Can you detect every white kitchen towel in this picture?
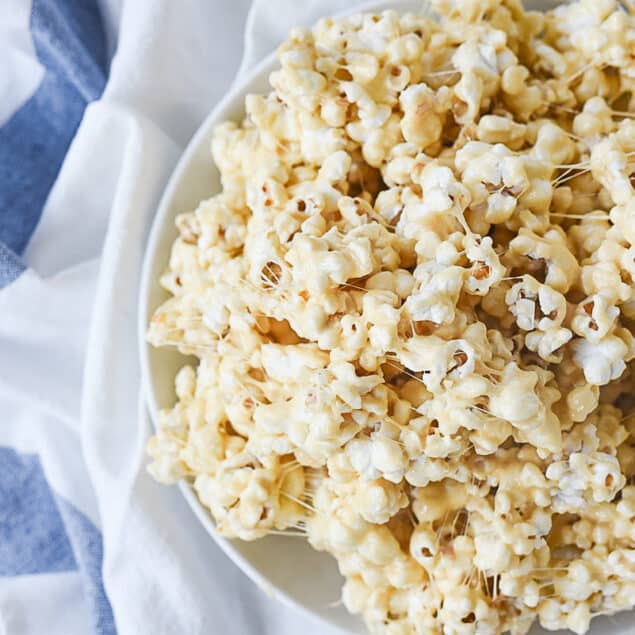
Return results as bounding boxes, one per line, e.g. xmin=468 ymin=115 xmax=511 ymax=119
xmin=0 ymin=1 xmax=361 ymax=634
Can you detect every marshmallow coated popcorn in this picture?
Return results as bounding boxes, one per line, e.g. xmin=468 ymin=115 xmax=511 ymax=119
xmin=148 ymin=1 xmax=635 ymax=634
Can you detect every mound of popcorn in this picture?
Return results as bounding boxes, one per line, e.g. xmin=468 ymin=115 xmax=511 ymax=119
xmin=146 ymin=1 xmax=635 ymax=633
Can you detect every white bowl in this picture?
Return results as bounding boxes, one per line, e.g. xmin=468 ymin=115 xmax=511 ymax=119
xmin=138 ymin=1 xmax=634 ymax=634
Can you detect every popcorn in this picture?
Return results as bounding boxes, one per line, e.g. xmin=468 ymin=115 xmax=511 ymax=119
xmin=354 ymin=479 xmax=409 ymax=524
xmin=147 ymin=3 xmax=635 ymax=634
xmin=476 ymin=114 xmax=526 ymax=147
xmin=489 ymin=363 xmax=562 ymax=454
xmin=464 ymin=235 xmax=506 ymax=295
xmin=572 ymin=336 xmax=628 ymax=386
xmin=507 ymin=228 xmax=579 ymax=294
xmin=571 ymin=294 xmax=620 ymax=343
xmin=399 ymin=84 xmax=443 ymax=150
xmin=546 ymin=451 xmax=626 ymax=510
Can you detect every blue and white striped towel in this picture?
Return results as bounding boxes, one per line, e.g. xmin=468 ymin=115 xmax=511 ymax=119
xmin=0 ymin=1 xmax=359 ymax=633
xmin=3 ymin=0 xmax=635 ymax=634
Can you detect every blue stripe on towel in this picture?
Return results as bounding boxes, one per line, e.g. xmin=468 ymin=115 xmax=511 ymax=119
xmin=56 ymin=497 xmax=117 ymax=635
xmin=0 ymin=0 xmax=108 ymax=287
xmin=0 ymin=447 xmax=117 ymax=634
xmin=0 ymin=243 xmax=26 ymax=288
xmin=0 ymin=447 xmax=77 ymax=575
